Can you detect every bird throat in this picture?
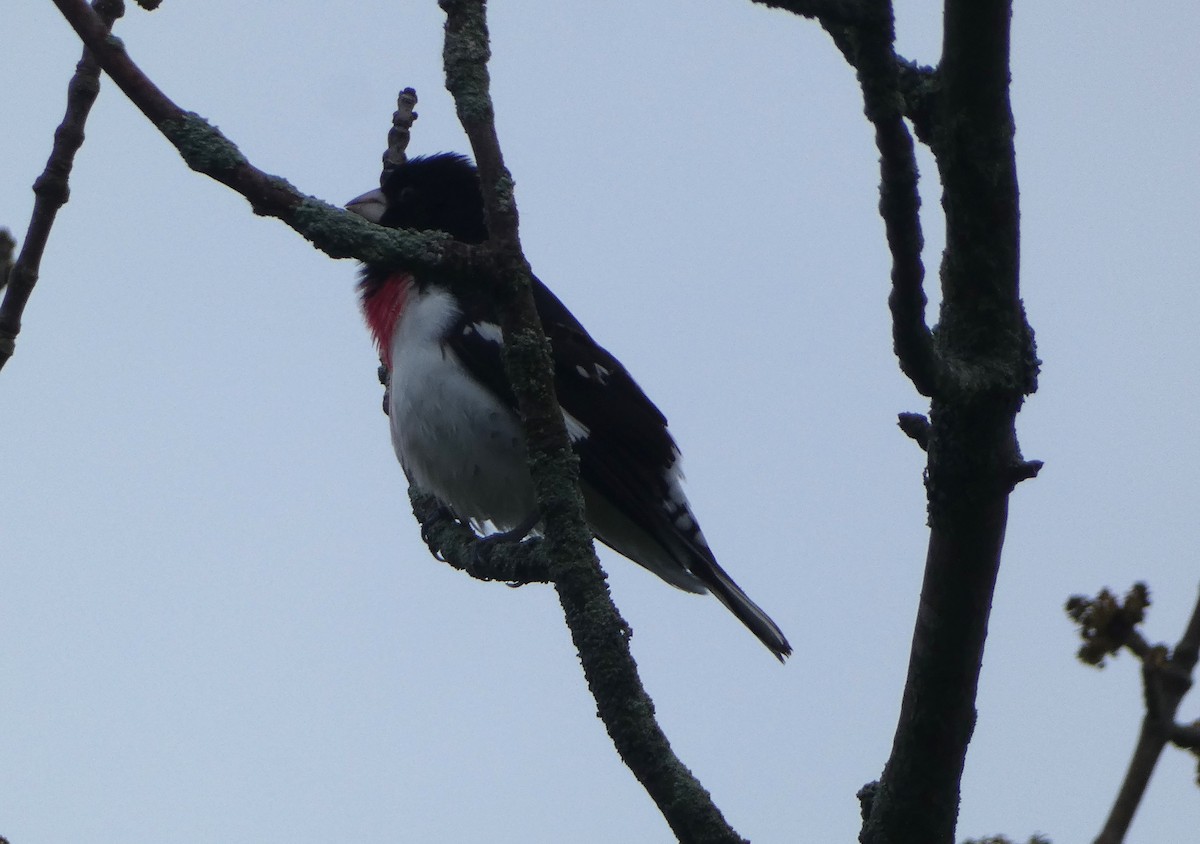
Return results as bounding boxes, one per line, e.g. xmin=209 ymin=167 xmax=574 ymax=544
xmin=360 ymin=273 xmax=413 ymax=368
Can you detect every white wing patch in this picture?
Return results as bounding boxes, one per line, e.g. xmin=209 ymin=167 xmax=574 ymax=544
xmin=661 ymin=454 xmax=711 ymax=550
xmin=563 ymin=410 xmax=590 ymax=443
xmin=571 ymin=362 xmax=612 ymax=384
xmin=465 ymin=320 xmax=504 ymax=345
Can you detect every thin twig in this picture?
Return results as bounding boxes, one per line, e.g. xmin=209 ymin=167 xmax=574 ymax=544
xmin=380 ymin=87 xmax=418 ymax=185
xmin=0 ymin=0 xmax=123 ymax=372
xmin=436 ymin=3 xmax=748 ymax=841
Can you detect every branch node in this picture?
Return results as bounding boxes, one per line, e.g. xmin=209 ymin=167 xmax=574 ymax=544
xmin=897 ymin=412 xmax=930 ymax=450
xmin=1009 ymin=459 xmax=1043 ymax=487
xmin=1065 ymin=583 xmax=1150 ymax=667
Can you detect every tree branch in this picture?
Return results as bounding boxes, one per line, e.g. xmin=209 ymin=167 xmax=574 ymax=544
xmin=45 ymin=0 xmax=484 ymax=280
xmin=895 ymin=56 xmax=939 ymax=146
xmin=409 ymin=490 xmax=550 ymax=585
xmin=1067 ymin=585 xmax=1200 ymax=844
xmin=0 ymin=0 xmax=123 ymax=372
xmin=856 ymin=0 xmax=1037 ymax=841
xmin=436 ymin=3 xmax=747 ymax=841
xmin=380 ymin=87 xmax=419 ymax=184
xmin=821 ymin=11 xmax=941 ymax=397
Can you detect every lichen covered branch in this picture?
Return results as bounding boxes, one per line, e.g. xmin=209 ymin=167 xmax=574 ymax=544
xmin=409 ymin=490 xmax=550 ymax=585
xmin=433 ymin=3 xmax=749 ymax=841
xmin=46 ymin=0 xmax=480 ymax=280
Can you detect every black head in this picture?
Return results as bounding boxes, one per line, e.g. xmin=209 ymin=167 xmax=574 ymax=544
xmin=376 ymin=152 xmax=489 ymax=244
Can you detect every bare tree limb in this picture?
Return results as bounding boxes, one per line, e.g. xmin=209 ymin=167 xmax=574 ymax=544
xmin=435 ymin=3 xmax=748 ymax=841
xmin=1067 ymin=585 xmax=1200 ymax=844
xmin=853 ymin=0 xmax=1037 ymax=841
xmin=45 ymin=0 xmax=486 ymax=281
xmin=0 ymin=0 xmax=123 ymax=372
xmin=819 ymin=12 xmax=940 ymax=397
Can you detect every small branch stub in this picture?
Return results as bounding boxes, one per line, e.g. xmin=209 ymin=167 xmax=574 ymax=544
xmin=897 ymin=412 xmax=930 ymax=450
xmin=381 ymin=87 xmax=418 ymax=186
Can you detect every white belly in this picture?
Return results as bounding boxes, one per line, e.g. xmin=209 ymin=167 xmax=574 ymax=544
xmin=387 ymin=287 xmax=536 ymax=527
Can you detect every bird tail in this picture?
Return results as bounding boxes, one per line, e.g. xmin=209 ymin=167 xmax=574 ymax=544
xmin=697 ymin=558 xmax=792 ymax=662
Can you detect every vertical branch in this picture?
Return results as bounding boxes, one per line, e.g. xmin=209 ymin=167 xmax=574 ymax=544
xmin=861 ymin=0 xmax=1032 ymax=841
xmin=761 ymin=0 xmax=1038 ymax=841
xmin=823 ymin=12 xmax=940 ymax=397
xmin=380 ymin=87 xmax=419 ymax=184
xmin=437 ymin=2 xmax=747 ymax=841
xmin=0 ymin=0 xmax=124 ymax=372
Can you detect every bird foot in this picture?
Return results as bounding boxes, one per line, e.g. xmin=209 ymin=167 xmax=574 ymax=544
xmin=471 ymin=512 xmax=541 ymax=570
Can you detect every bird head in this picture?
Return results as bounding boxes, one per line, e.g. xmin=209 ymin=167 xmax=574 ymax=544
xmin=345 ymin=152 xmax=488 ymax=244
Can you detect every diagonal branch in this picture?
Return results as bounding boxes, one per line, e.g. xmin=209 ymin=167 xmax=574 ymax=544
xmin=45 ymin=0 xmax=486 ymax=282
xmin=436 ymin=3 xmax=748 ymax=841
xmin=0 ymin=0 xmax=123 ymax=372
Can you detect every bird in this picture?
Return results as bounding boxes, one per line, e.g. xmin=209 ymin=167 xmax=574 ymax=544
xmin=345 ymin=153 xmax=791 ymax=660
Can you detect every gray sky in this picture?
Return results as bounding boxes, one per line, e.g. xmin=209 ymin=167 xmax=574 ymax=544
xmin=4 ymin=1 xmax=1199 ymax=842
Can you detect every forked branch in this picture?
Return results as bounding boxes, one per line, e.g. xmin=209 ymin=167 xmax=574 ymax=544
xmin=1068 ymin=584 xmax=1200 ymax=844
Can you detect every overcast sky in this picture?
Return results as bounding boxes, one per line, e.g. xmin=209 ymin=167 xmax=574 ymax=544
xmin=4 ymin=2 xmax=1199 ymax=842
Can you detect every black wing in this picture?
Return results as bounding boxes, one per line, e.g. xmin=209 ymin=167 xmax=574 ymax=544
xmin=444 ymin=276 xmax=685 ymax=561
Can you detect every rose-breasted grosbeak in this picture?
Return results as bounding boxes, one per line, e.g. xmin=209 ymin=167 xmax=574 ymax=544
xmin=346 ymin=153 xmax=791 ymax=660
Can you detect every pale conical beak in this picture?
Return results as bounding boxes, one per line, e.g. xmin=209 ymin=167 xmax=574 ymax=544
xmin=345 ymin=188 xmax=387 ymax=224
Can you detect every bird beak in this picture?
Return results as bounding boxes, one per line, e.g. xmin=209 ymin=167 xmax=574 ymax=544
xmin=345 ymin=188 xmax=387 ymax=224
